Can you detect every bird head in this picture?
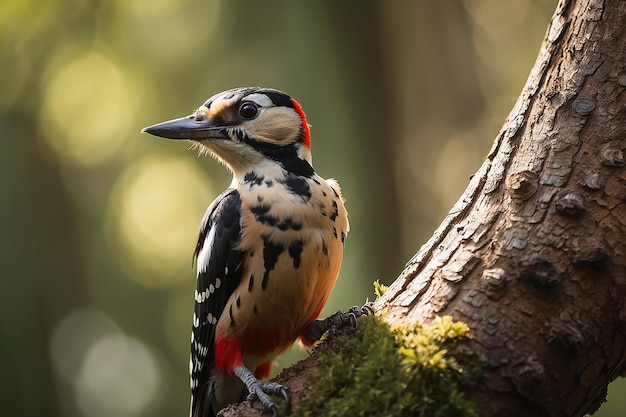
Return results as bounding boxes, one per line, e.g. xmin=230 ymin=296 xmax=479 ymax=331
xmin=142 ymin=87 xmax=313 ymax=178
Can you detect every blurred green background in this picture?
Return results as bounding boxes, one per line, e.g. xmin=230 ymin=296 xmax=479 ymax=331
xmin=2 ymin=0 xmax=624 ymax=416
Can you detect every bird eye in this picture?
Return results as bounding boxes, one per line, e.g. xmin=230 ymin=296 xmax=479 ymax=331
xmin=239 ymin=103 xmax=258 ymax=119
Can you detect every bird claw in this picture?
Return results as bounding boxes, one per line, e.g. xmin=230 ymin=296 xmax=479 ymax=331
xmin=235 ymin=366 xmax=290 ymax=416
xmin=277 ymin=386 xmax=290 ymax=404
xmin=359 ymin=301 xmax=375 ymax=316
xmin=311 ymin=302 xmax=375 ymax=341
xmin=327 ymin=310 xmax=355 ymax=337
xmin=245 ymin=380 xmax=290 ymax=415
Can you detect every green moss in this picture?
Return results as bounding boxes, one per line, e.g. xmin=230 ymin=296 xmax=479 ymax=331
xmin=290 ymin=315 xmax=477 ymax=417
xmin=373 ymin=280 xmax=389 ymax=298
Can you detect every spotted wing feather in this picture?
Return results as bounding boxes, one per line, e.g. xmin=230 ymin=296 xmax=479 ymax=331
xmin=191 ymin=188 xmax=244 ymax=417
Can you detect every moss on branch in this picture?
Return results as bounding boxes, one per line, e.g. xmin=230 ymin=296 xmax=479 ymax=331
xmin=285 ymin=313 xmax=478 ymax=417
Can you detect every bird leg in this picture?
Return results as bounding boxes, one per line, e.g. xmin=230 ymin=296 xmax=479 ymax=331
xmin=233 ymin=365 xmax=290 ymax=417
xmin=306 ymin=303 xmax=374 ymax=342
xmin=233 ymin=304 xmax=374 ymax=414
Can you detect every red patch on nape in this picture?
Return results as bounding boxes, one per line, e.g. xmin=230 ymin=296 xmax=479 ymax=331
xmin=291 ymin=98 xmax=311 ymax=149
xmin=215 ymin=337 xmax=244 ymax=375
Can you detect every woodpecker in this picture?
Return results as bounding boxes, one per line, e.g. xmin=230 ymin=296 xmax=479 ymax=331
xmin=142 ymin=87 xmax=358 ymax=417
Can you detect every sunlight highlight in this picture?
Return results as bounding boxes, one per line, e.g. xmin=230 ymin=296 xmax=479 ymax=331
xmin=108 ymin=155 xmax=212 ymax=287
xmin=39 ymin=49 xmax=139 ymax=166
xmin=115 ymin=0 xmax=221 ymax=62
xmin=75 ymin=333 xmax=161 ymax=417
xmin=50 ymin=309 xmax=163 ymax=417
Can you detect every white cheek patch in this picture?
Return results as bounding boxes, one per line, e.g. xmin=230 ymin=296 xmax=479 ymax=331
xmin=246 ymin=107 xmax=300 ymax=144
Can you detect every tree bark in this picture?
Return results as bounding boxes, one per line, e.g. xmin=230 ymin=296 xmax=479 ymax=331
xmin=379 ymin=0 xmax=626 ymax=415
xmin=223 ymin=0 xmax=626 ymax=415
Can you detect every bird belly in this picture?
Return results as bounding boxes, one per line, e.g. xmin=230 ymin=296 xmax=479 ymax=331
xmin=221 ymin=230 xmax=343 ymax=360
xmin=214 ymin=173 xmax=348 ymax=374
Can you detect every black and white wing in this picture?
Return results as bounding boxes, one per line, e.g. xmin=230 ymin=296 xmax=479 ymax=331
xmin=190 ymin=188 xmax=244 ymax=417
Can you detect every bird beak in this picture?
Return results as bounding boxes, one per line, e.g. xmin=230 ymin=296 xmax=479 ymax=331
xmin=141 ymin=111 xmax=229 ymax=140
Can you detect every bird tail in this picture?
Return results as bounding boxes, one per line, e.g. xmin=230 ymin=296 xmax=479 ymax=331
xmin=190 ymin=381 xmax=217 ymax=417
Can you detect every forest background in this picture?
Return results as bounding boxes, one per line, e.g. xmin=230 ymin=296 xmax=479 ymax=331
xmin=2 ymin=1 xmax=623 ymax=416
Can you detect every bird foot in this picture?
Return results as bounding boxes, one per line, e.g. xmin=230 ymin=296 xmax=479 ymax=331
xmin=307 ymin=302 xmax=375 ymax=342
xmin=233 ymin=366 xmax=290 ymax=416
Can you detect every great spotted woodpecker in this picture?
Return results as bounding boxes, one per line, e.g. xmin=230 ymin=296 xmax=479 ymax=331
xmin=143 ymin=87 xmax=365 ymax=416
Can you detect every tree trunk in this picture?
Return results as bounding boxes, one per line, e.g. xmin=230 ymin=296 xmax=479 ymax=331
xmin=379 ymin=0 xmax=626 ymax=415
xmin=223 ymin=0 xmax=626 ymax=415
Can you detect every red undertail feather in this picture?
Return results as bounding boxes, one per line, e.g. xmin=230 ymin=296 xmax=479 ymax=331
xmin=215 ymin=337 xmax=244 ymax=375
xmin=254 ymin=361 xmax=272 ymax=379
xmin=216 ymin=331 xmax=298 ymax=375
xmin=291 ymin=98 xmax=311 ymax=149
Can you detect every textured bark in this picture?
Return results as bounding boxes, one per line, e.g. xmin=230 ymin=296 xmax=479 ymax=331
xmin=379 ymin=0 xmax=626 ymax=415
xmin=223 ymin=0 xmax=626 ymax=415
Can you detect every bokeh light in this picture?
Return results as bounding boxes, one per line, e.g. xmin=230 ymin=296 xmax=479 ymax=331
xmin=114 ymin=0 xmax=221 ymax=64
xmin=107 ymin=154 xmax=212 ymax=287
xmin=50 ymin=309 xmax=163 ymax=417
xmin=74 ymin=333 xmax=161 ymax=417
xmin=50 ymin=309 xmax=121 ymax=384
xmin=39 ymin=48 xmax=140 ymax=166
